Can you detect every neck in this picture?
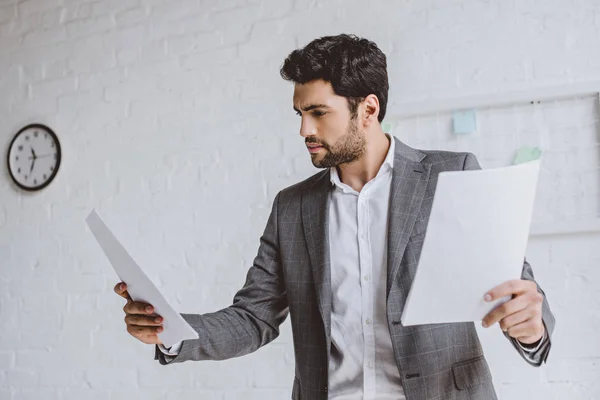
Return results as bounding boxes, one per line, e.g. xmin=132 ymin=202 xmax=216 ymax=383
xmin=336 ymin=130 xmax=391 ymax=192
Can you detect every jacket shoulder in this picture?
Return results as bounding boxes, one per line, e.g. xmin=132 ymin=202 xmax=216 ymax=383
xmin=277 ymin=169 xmax=329 ymax=203
xmin=420 ymin=149 xmax=477 ymax=171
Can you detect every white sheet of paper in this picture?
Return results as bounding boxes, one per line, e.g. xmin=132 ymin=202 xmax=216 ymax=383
xmin=86 ymin=209 xmax=199 ymax=347
xmin=401 ymin=160 xmax=540 ymax=326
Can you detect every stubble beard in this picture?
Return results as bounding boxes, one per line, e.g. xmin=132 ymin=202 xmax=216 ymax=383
xmin=310 ymin=118 xmax=366 ymax=169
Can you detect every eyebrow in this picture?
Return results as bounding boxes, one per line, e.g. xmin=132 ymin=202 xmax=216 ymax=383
xmin=293 ymin=104 xmax=330 ymax=113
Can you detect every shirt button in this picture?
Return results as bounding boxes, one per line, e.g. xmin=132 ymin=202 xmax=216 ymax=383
xmin=367 ymin=362 xmax=374 ymax=369
xmin=366 ymin=319 xmax=372 ymax=325
xmin=364 ymin=275 xmax=370 ymax=281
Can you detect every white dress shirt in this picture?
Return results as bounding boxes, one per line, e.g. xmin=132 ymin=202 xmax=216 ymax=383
xmin=326 ymin=134 xmax=404 ymax=399
xmin=158 ymin=133 xmax=544 ymax=397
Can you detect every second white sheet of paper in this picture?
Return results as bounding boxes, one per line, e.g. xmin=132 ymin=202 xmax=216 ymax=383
xmin=401 ymin=160 xmax=540 ymax=326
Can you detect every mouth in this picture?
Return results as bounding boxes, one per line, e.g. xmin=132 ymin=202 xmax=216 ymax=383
xmin=307 ymin=145 xmax=323 ymax=154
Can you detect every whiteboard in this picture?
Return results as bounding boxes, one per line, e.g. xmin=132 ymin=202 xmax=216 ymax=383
xmin=387 ymin=92 xmax=600 ymax=235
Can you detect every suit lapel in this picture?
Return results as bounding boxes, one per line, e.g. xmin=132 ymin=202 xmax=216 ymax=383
xmin=301 ymin=170 xmax=332 ymax=343
xmin=386 ymin=138 xmax=431 ymax=296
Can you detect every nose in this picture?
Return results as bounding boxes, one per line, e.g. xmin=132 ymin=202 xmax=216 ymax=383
xmin=299 ymin=117 xmax=316 ymax=138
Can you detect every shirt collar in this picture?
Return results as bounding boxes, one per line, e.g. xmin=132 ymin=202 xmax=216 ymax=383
xmin=329 ymin=133 xmax=395 ymax=187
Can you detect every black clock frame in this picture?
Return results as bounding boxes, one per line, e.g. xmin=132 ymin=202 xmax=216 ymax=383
xmin=6 ymin=123 xmax=62 ymax=192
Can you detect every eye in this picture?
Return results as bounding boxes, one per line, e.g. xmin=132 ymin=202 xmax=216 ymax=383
xmin=295 ymin=111 xmax=301 ymax=116
xmin=312 ymin=110 xmax=326 ymax=117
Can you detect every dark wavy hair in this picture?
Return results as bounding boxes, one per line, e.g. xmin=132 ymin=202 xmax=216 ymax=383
xmin=280 ymin=34 xmax=389 ymax=123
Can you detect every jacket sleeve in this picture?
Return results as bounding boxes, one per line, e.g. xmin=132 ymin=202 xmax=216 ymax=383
xmin=155 ymin=192 xmax=289 ymax=365
xmin=463 ymin=152 xmax=555 ymax=366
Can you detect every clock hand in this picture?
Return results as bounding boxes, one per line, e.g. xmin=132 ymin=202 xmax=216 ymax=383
xmin=30 ymin=158 xmax=35 ymax=174
xmin=31 ymin=153 xmax=55 ymax=159
xmin=31 ymin=147 xmax=37 ymax=159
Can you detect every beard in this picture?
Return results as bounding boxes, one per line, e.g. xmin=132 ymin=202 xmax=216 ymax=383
xmin=307 ymin=118 xmax=366 ymax=169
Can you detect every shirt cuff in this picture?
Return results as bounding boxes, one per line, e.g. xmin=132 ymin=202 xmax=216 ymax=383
xmin=157 ymin=341 xmax=183 ymax=356
xmin=517 ymin=329 xmax=546 ymax=353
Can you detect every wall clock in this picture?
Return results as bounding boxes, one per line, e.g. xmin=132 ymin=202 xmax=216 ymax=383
xmin=7 ymin=123 xmax=62 ymax=191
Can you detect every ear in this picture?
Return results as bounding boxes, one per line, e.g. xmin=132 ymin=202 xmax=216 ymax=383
xmin=362 ymin=94 xmax=380 ymax=127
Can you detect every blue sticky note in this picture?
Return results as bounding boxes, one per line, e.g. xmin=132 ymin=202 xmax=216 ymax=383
xmin=381 ymin=121 xmax=393 ymax=133
xmin=513 ymin=146 xmax=542 ymax=165
xmin=453 ymin=110 xmax=477 ymax=134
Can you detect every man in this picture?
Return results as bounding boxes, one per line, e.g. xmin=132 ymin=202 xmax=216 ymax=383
xmin=115 ymin=34 xmax=554 ymax=399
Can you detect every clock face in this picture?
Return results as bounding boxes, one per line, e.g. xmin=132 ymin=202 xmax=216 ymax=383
xmin=7 ymin=124 xmax=61 ymax=191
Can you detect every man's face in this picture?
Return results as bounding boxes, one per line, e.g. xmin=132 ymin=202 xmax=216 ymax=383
xmin=293 ymin=79 xmax=366 ymax=169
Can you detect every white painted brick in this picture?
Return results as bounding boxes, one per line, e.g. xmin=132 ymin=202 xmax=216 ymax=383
xmin=166 ymin=390 xmax=225 ymax=400
xmin=5 ymin=370 xmax=39 ymax=387
xmin=167 ymin=31 xmax=224 ymax=56
xmin=0 ymin=352 xmax=14 ymax=369
xmin=69 ymin=3 xmax=93 ymax=21
xmin=22 ymin=26 xmax=68 ymax=47
xmin=40 ymin=7 xmax=66 ymax=28
xmin=77 ymin=68 xmax=127 ymax=90
xmin=115 ymin=6 xmax=148 ymax=27
xmin=17 ymin=0 xmax=61 ymax=18
xmin=545 ymin=358 xmax=600 ymax=383
xmin=2 ymin=0 xmax=600 ymax=399
xmin=60 ymin=388 xmax=112 ymax=400
xmin=65 ymin=15 xmax=114 ymax=37
xmin=104 ymin=25 xmax=148 ymax=49
xmin=67 ymin=37 xmax=116 ymax=74
xmin=136 ymin=364 xmax=196 ymax=389
xmin=12 ymin=389 xmax=60 ymax=400
xmin=57 ymin=91 xmax=100 ymax=113
xmin=84 ymin=368 xmax=137 ymax=390
xmin=150 ymin=1 xmax=197 ymax=21
xmin=90 ymin=0 xmax=139 ymax=17
xmin=166 ymin=33 xmax=200 ymax=56
xmin=127 ymin=58 xmax=179 ymax=79
xmin=208 ymin=6 xmax=266 ymax=41
xmin=39 ymin=368 xmax=87 ymax=388
xmin=116 ymin=47 xmax=141 ymax=66
xmin=43 ymin=58 xmax=68 ymax=80
xmin=111 ymin=388 xmax=169 ymax=400
xmin=180 ymin=47 xmax=237 ymax=71
xmin=178 ymin=13 xmax=212 ymax=34
xmin=223 ymin=390 xmax=290 ymax=400
xmin=29 ymin=76 xmax=77 ymax=99
xmin=15 ymin=349 xmax=54 ymax=369
xmin=140 ymin=40 xmax=167 ymax=62
xmin=0 ymin=5 xmax=17 ymax=24
xmin=56 ymin=274 xmax=107 ymax=294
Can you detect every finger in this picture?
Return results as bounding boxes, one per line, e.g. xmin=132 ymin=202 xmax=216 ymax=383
xmin=114 ymin=282 xmax=131 ymax=300
xmin=125 ymin=314 xmax=163 ymax=326
xmin=485 ymin=279 xmax=535 ymax=302
xmin=482 ymin=295 xmax=529 ymax=328
xmin=499 ymin=308 xmax=532 ymax=332
xmin=506 ymin=318 xmax=537 ymax=339
xmin=141 ymin=332 xmax=164 ymax=345
xmin=127 ymin=324 xmax=163 ymax=338
xmin=123 ymin=301 xmax=155 ymax=315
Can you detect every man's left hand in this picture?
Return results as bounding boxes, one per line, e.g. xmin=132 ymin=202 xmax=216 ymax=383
xmin=482 ymin=279 xmax=545 ymax=345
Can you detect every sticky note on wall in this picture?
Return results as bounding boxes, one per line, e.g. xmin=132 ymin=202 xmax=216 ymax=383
xmin=453 ymin=110 xmax=477 ymax=134
xmin=381 ymin=121 xmax=393 ymax=133
xmin=513 ymin=146 xmax=542 ymax=165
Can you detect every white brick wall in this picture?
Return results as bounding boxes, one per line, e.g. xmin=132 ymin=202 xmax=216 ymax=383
xmin=1 ymin=0 xmax=599 ymax=398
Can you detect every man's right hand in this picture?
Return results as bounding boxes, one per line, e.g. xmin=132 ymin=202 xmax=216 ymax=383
xmin=114 ymin=282 xmax=164 ymax=345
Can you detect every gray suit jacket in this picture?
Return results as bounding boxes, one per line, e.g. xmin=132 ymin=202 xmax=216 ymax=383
xmin=155 ymin=137 xmax=555 ymax=400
